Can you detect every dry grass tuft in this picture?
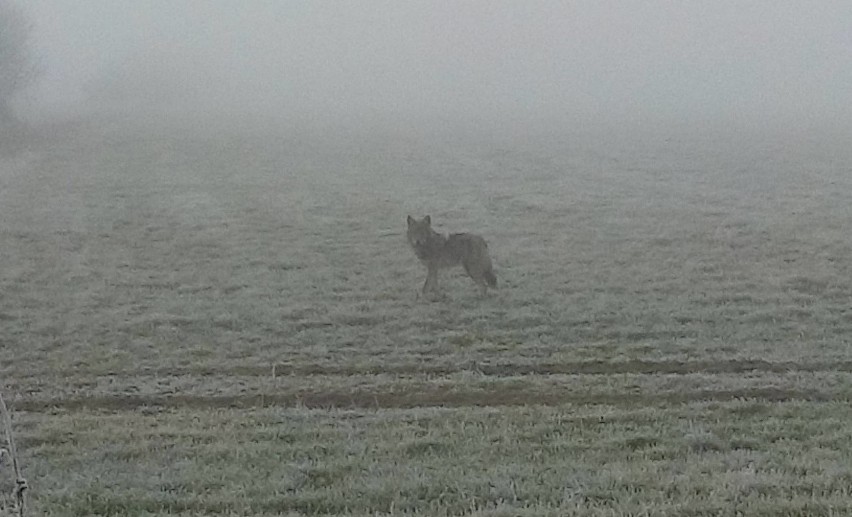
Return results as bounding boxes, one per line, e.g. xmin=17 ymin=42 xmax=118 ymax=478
xmin=0 ymin=391 xmax=27 ymax=517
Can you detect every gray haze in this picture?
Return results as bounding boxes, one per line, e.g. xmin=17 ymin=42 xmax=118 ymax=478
xmin=19 ymin=1 xmax=852 ymax=132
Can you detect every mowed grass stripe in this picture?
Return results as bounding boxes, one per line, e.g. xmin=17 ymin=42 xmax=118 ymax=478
xmin=9 ymin=358 xmax=852 ymax=380
xmin=11 ymin=386 xmax=846 ymax=412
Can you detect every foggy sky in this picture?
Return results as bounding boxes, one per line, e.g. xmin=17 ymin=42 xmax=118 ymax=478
xmin=20 ymin=1 xmax=852 ymax=131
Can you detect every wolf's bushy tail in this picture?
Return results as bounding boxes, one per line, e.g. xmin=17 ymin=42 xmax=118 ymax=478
xmin=483 ymin=269 xmax=497 ymax=288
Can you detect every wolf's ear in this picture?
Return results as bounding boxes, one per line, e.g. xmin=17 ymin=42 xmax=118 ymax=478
xmin=407 ymin=215 xmax=414 ymax=227
xmin=424 ymin=215 xmax=431 ymax=225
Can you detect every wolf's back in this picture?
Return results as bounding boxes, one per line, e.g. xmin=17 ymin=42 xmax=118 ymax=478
xmin=447 ymin=233 xmax=485 ymax=259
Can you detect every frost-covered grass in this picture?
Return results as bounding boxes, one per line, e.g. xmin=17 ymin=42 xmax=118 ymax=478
xmin=2 ymin=120 xmax=851 ymax=515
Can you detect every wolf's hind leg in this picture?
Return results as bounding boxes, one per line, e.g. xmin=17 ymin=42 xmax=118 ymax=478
xmin=463 ymin=261 xmax=490 ymax=297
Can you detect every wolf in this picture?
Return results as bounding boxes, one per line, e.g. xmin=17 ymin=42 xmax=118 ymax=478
xmin=406 ymin=215 xmax=497 ymax=297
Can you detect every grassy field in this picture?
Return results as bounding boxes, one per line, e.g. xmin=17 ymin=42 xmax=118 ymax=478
xmin=2 ymin=120 xmax=852 ymax=515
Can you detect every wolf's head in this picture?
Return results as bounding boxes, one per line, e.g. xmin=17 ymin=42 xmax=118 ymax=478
xmin=406 ymin=215 xmax=433 ymax=250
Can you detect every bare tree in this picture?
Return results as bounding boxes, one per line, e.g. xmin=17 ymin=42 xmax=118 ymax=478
xmin=0 ymin=0 xmax=37 ymax=131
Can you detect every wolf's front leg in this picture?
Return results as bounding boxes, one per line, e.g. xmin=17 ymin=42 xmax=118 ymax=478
xmin=423 ymin=266 xmax=439 ymax=294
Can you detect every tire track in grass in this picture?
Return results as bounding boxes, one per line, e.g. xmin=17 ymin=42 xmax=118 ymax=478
xmin=10 ymin=359 xmax=852 ymax=380
xmin=10 ymin=386 xmax=847 ymax=413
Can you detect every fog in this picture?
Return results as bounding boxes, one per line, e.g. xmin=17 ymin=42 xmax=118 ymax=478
xmin=19 ymin=1 xmax=852 ymax=133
